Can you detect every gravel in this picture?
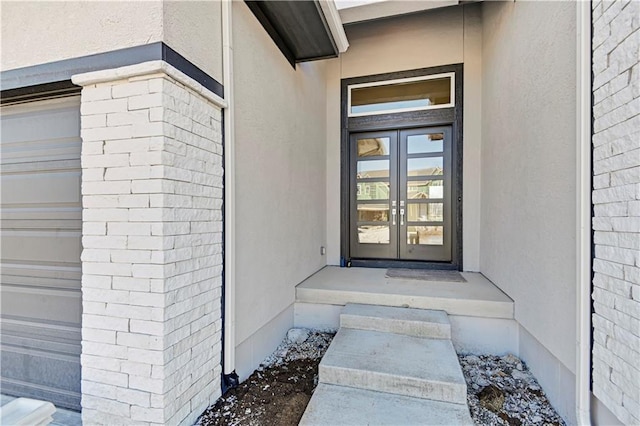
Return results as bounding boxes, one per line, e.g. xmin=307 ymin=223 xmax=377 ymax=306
xmin=262 ymin=328 xmax=336 ymax=367
xmin=459 ymin=353 xmax=566 ymax=426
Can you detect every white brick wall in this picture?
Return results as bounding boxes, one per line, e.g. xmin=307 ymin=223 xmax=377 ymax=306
xmin=592 ymin=1 xmax=640 ymax=424
xmin=76 ymin=64 xmax=223 ymax=425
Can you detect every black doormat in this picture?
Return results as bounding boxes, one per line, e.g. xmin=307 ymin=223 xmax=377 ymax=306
xmin=385 ymin=268 xmax=467 ymax=282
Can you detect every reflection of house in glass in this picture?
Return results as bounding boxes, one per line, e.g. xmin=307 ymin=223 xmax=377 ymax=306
xmin=408 ymin=179 xmax=444 ymax=199
xmin=357 ymin=204 xmax=389 ymax=222
xmin=357 ymin=182 xmax=390 ymax=200
xmin=356 ymin=163 xmax=389 ymax=179
xmin=357 ymin=138 xmax=389 ymax=157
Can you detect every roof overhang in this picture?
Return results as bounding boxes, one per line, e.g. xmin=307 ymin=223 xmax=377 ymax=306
xmin=336 ymin=0 xmax=474 ymax=24
xmin=245 ymin=1 xmax=349 ymax=67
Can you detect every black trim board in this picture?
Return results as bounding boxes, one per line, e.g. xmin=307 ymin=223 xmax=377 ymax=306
xmin=340 ymin=64 xmax=464 ymax=270
xmin=1 ymin=42 xmax=223 ymax=99
xmin=0 ymin=81 xmax=80 ymax=105
xmin=350 ymin=259 xmax=459 ymax=270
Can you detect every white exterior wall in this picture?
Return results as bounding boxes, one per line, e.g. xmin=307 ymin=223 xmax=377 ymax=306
xmin=1 ymin=2 xmax=163 ymax=70
xmin=591 ymin=1 xmax=640 ymax=424
xmin=232 ymin=2 xmax=328 ymax=379
xmin=0 ymin=1 xmax=223 ymax=83
xmin=325 ymin=4 xmax=483 ymax=271
xmin=74 ymin=62 xmax=223 ymax=425
xmin=480 ymin=1 xmax=577 ymax=423
xmin=163 ymin=1 xmax=223 ymax=83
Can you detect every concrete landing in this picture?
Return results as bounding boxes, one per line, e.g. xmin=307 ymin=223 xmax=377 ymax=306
xmin=296 ymin=267 xmax=514 ymax=318
xmin=319 ymin=327 xmax=467 ymax=403
xmin=300 ymin=384 xmax=473 ymax=426
xmin=341 ymin=303 xmax=451 ymax=339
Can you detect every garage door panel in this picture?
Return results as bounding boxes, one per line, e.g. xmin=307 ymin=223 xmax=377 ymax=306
xmin=1 ymin=351 xmax=80 ymax=408
xmin=2 ymin=334 xmax=81 ymax=356
xmin=1 ymin=219 xmax=80 ymax=231
xmin=0 ymin=102 xmax=80 ymax=145
xmin=2 ymin=319 xmax=81 ymax=345
xmin=1 ymin=285 xmax=81 ymax=325
xmin=2 ymin=207 xmax=81 ymax=222
xmin=1 ymin=142 xmax=81 ymax=166
xmin=1 ymin=231 xmax=81 ymax=264
xmin=0 ymin=96 xmax=82 ymax=411
xmin=1 ymin=266 xmax=80 ymax=290
xmin=1 ymin=172 xmax=81 ymax=205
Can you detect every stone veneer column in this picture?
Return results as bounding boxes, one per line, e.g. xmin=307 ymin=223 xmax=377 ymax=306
xmin=591 ymin=1 xmax=640 ymax=424
xmin=72 ymin=61 xmax=224 ymax=425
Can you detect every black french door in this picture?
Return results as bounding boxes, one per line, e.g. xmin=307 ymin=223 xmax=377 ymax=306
xmin=349 ymin=126 xmax=453 ymax=262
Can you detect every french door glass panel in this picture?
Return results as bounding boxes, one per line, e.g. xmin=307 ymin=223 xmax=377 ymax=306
xmin=350 ymin=127 xmax=452 ymax=262
xmin=350 ymin=131 xmax=398 ymax=259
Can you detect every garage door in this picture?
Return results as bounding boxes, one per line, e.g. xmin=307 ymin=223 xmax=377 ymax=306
xmin=1 ymin=95 xmax=82 ymax=410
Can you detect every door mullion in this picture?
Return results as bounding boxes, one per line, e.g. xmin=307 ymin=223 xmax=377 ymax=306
xmin=390 ymin=131 xmax=399 ymax=259
xmin=398 ymin=130 xmax=407 ymax=259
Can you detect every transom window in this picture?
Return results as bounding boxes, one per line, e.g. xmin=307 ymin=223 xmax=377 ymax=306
xmin=348 ymin=73 xmax=454 ymax=117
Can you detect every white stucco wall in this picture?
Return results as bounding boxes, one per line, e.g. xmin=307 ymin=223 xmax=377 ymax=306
xmin=0 ymin=1 xmax=223 ymax=83
xmin=232 ymin=2 xmax=327 ymax=378
xmin=480 ymin=1 xmax=577 ymax=421
xmin=325 ymin=4 xmax=483 ymax=271
xmin=0 ymin=1 xmax=163 ymax=70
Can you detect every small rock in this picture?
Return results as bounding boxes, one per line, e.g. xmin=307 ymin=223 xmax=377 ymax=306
xmin=287 ymin=328 xmax=310 ymax=344
xmin=512 ymin=370 xmax=528 ymax=381
xmin=465 ymin=355 xmax=481 ymax=364
xmin=504 ymin=354 xmax=520 ymax=364
xmin=477 ymin=377 xmax=490 ymax=387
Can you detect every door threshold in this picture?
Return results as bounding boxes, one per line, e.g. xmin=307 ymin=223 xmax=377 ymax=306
xmin=348 ymin=259 xmax=459 ymax=271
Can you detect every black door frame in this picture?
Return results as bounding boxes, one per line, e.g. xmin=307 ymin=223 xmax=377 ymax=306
xmin=340 ymin=64 xmax=464 ymax=270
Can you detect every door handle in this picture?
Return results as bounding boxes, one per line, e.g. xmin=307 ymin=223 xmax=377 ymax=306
xmin=392 ymin=208 xmax=397 ymax=225
xmin=400 ymin=208 xmax=405 ymax=226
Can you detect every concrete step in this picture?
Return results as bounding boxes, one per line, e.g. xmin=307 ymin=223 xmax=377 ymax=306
xmin=300 ymin=383 xmax=473 ymax=426
xmin=0 ymin=398 xmax=56 ymax=426
xmin=319 ymin=328 xmax=467 ymax=404
xmin=341 ymin=303 xmax=451 ymax=339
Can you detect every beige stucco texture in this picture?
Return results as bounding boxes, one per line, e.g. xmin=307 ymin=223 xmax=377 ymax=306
xmin=232 ymin=1 xmax=328 ymax=375
xmin=0 ymin=1 xmax=223 ymax=83
xmin=481 ymin=0 xmax=577 ymax=377
xmin=325 ymin=4 xmax=483 ymax=271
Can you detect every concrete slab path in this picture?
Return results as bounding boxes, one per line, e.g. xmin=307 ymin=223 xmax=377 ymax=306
xmin=300 ymin=303 xmax=473 ymax=425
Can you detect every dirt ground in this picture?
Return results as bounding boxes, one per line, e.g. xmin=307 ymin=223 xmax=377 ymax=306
xmin=197 ymin=358 xmax=319 ymax=426
xmin=197 ymin=330 xmax=334 ymax=426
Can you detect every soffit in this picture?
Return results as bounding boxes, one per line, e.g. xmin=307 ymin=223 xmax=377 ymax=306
xmin=337 ymin=0 xmax=482 ymax=25
xmin=245 ymin=1 xmax=348 ymax=67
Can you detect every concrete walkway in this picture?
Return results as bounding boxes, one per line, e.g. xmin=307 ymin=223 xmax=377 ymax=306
xmin=300 ymin=304 xmax=473 ymax=425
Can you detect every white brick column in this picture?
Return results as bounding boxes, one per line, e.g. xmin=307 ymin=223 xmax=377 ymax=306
xmin=591 ymin=1 xmax=640 ymax=424
xmin=72 ymin=61 xmax=225 ymax=425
